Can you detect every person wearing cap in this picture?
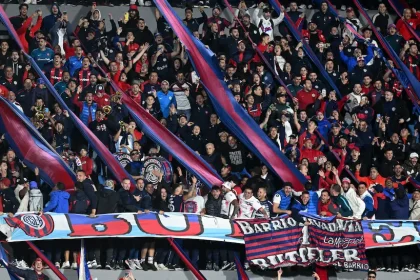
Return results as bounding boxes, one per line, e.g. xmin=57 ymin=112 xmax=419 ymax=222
xmin=385 ymin=23 xmax=403 ymax=54
xmin=345 ymin=7 xmax=362 ymax=31
xmin=252 ymin=2 xmax=284 ymax=41
xmin=184 ymin=6 xmax=207 ymax=33
xmin=5 ymin=257 xmax=50 ymax=280
xmin=14 ymin=177 xmax=30 ymax=212
xmin=220 ymin=181 xmax=239 ymax=219
xmin=30 ymin=37 xmax=54 ymax=69
xmin=340 ymin=177 xmax=365 ymax=219
xmin=403 ymin=152 xmax=420 ymax=177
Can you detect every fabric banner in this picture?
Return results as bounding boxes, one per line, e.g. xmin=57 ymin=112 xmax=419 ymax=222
xmin=154 ymin=0 xmax=307 ymax=191
xmin=0 ymin=97 xmax=76 ymax=190
xmin=236 ymin=216 xmax=368 ymax=270
xmin=362 ymin=220 xmax=420 ymax=249
xmin=0 ymin=7 xmax=136 ymax=189
xmin=2 ymin=212 xmax=243 ymax=243
xmin=122 ymin=94 xmax=223 ymax=189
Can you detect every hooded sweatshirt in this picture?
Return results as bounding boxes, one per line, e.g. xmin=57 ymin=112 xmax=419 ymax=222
xmin=14 ymin=184 xmax=29 ymax=212
xmin=41 ymin=4 xmax=62 ymax=34
xmin=29 ymin=188 xmax=43 ymax=212
xmin=43 ymin=190 xmax=70 ymax=213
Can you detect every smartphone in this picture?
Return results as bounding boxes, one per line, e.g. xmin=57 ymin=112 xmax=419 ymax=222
xmin=377 ymin=114 xmax=381 ymax=119
xmin=124 ymin=12 xmax=129 ymax=22
xmin=63 ymin=11 xmax=67 ymax=15
xmin=44 ymin=108 xmax=49 ymax=113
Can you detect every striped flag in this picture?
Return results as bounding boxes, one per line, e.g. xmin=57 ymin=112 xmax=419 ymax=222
xmin=167 ymin=238 xmax=206 ymax=280
xmin=240 ymin=218 xmax=302 ymax=264
xmin=234 ymin=253 xmax=249 ymax=280
xmin=77 ymin=239 xmax=92 ymax=280
xmin=154 ymin=0 xmax=308 ymax=191
xmin=0 ymin=243 xmax=20 ymax=280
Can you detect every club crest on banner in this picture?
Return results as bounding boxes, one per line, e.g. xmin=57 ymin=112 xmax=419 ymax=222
xmin=142 ymin=157 xmax=173 ymax=184
xmin=5 ymin=214 xmax=54 ymax=238
xmin=114 ymin=152 xmax=132 ymax=168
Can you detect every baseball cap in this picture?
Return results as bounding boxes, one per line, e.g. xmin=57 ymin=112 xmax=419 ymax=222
xmin=346 ymin=7 xmax=353 ymax=12
xmin=332 ymin=123 xmax=341 ymax=128
xmin=237 ymin=40 xmax=245 ymax=46
xmin=154 ymin=32 xmax=162 ymax=38
xmin=129 ymin=4 xmax=138 ymax=11
xmin=342 ymin=177 xmax=351 ymax=184
xmin=37 ymin=78 xmax=46 ymax=85
xmin=289 ymin=134 xmax=297 ymax=139
xmin=352 ymin=146 xmax=360 ymax=152
xmin=263 ymin=7 xmax=271 ymax=13
xmin=29 ymin=181 xmax=38 ymax=189
xmin=410 ymin=152 xmax=419 ymax=159
xmin=222 ymin=181 xmax=234 ymax=190
xmin=178 ymin=114 xmax=187 ymax=120
xmin=18 ymin=177 xmax=28 ymax=184
xmin=388 ymin=24 xmax=396 ymax=30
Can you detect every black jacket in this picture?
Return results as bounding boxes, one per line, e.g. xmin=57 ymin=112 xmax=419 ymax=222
xmin=205 ymin=194 xmax=222 ymax=217
xmin=96 ymin=186 xmax=120 ymax=214
xmin=9 ymin=265 xmax=49 ymax=280
xmin=1 ymin=187 xmax=19 ymax=214
xmin=80 ymin=179 xmax=98 ymax=212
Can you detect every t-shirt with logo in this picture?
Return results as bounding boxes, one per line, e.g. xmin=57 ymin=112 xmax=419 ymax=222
xmin=183 ymin=195 xmax=205 ymax=214
xmin=221 ymin=191 xmax=237 ymax=218
xmin=237 ymin=193 xmax=263 ymax=219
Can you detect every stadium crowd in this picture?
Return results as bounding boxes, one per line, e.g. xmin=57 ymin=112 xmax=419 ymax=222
xmin=0 ymin=0 xmax=419 ymax=277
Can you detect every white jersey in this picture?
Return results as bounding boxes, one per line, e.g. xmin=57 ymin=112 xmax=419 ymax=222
xmin=221 ymin=191 xmax=237 ymax=218
xmin=252 ymin=8 xmax=284 ymax=41
xmin=237 ymin=193 xmax=263 ymax=219
xmin=183 ymin=196 xmax=205 ymax=214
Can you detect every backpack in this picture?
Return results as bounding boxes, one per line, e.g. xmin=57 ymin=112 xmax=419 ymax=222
xmin=70 ymin=191 xmax=90 ymax=214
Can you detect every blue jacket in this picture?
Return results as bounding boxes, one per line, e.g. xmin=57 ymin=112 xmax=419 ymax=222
xmin=157 ymin=90 xmax=176 ymax=118
xmin=360 ymin=192 xmax=375 ymax=218
xmin=339 ymin=45 xmax=374 ymax=72
xmin=65 ymin=56 xmax=84 ymax=76
xmin=43 ymin=190 xmax=70 ymax=213
xmin=41 ymin=3 xmax=61 ymax=33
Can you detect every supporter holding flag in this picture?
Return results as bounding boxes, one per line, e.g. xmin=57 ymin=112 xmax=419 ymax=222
xmin=3 ymin=257 xmax=49 ymax=280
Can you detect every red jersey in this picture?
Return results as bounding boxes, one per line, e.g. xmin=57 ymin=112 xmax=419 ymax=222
xmin=300 ymin=148 xmax=324 ymax=163
xmin=296 ymin=88 xmax=319 ymax=110
xmin=93 ymin=94 xmax=111 ymax=109
xmin=79 ymin=156 xmax=93 ymax=176
xmin=396 ymin=14 xmax=420 ymax=41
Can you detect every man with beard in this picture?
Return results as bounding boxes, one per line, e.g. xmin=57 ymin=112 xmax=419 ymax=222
xmin=171 ymin=72 xmax=192 ymax=120
xmin=16 ymin=78 xmax=35 ymax=116
xmin=239 ymin=14 xmax=260 ymax=45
